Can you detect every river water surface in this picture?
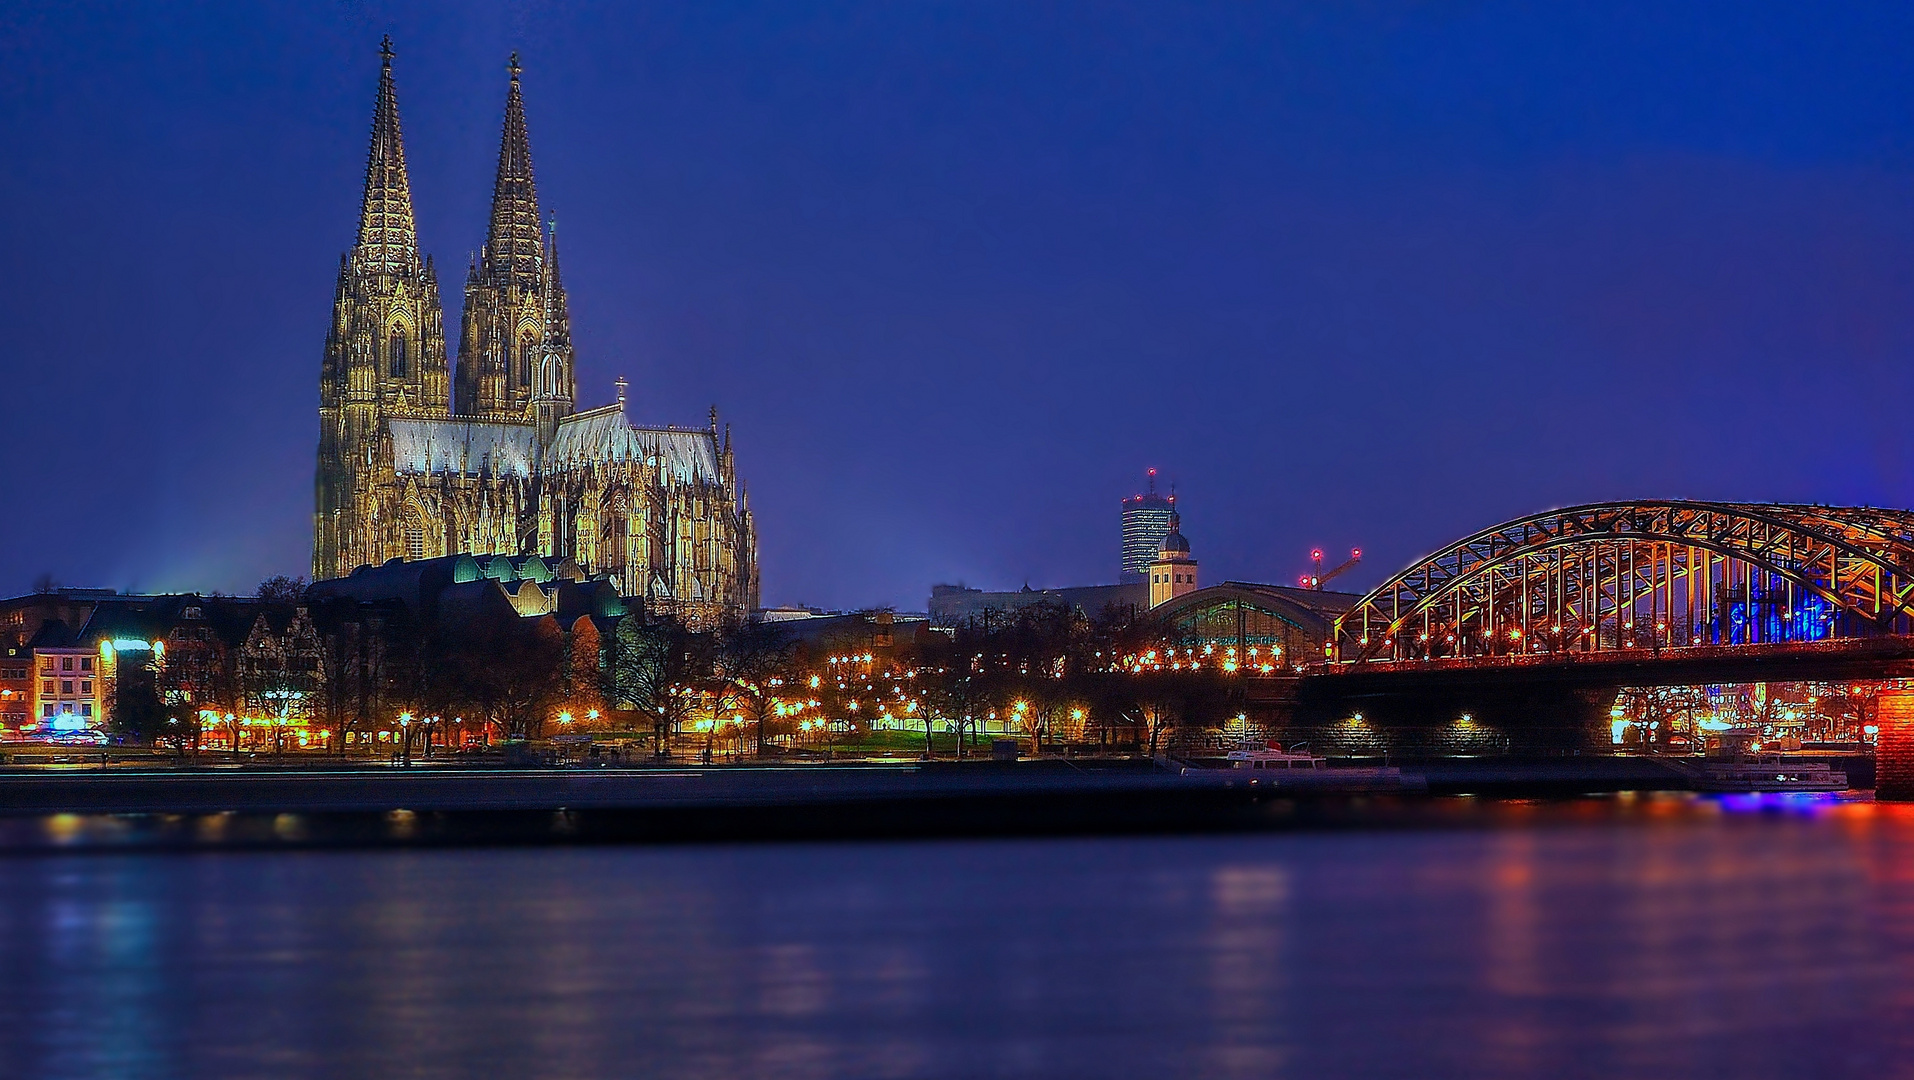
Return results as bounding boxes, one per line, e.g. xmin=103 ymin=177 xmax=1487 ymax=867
xmin=4 ymin=796 xmax=1914 ymax=1078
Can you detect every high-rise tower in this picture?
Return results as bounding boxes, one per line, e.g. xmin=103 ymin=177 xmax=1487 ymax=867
xmin=1121 ymin=470 xmax=1176 ymax=584
xmin=315 ymin=37 xmax=449 ymax=580
xmin=455 ymin=54 xmax=573 ymax=424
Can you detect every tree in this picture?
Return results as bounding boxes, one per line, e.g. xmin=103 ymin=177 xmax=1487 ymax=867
xmin=312 ymin=604 xmax=405 ymax=756
xmin=711 ymin=619 xmax=795 ymax=758
xmin=256 ymin=575 xmax=308 ymax=604
xmin=914 ymin=633 xmax=987 ymax=758
xmin=1111 ymin=671 xmax=1241 ymax=758
xmin=156 ymin=626 xmax=238 ymax=758
xmin=109 ymin=649 xmax=169 ymax=745
xmin=430 ymin=615 xmax=569 ymax=743
xmin=608 ymin=617 xmax=712 ymax=759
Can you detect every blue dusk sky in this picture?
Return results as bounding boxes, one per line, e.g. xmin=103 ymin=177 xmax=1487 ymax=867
xmin=4 ymin=2 xmax=1914 ymax=608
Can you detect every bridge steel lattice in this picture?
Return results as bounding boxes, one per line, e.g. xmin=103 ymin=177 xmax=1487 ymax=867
xmin=1331 ymin=502 xmax=1914 ymax=666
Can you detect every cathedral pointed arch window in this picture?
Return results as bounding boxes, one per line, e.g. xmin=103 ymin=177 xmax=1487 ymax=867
xmin=403 ymin=506 xmax=426 ymax=561
xmin=607 ymin=499 xmax=629 ymax=573
xmin=519 ymin=334 xmax=535 ymax=387
xmin=389 ymin=328 xmax=408 ymax=378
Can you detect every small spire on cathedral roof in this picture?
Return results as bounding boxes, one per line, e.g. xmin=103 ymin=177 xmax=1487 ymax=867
xmin=381 ymin=35 xmax=394 ymax=66
xmin=615 ymin=376 xmax=628 ymax=405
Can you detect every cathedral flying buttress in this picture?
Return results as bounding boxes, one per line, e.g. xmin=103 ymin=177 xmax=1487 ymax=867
xmin=314 ymin=41 xmax=758 ymax=627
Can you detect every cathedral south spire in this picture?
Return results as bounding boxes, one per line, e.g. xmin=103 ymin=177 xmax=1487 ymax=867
xmin=316 ymin=38 xmax=451 ymax=581
xmin=355 ymin=36 xmax=419 ymax=279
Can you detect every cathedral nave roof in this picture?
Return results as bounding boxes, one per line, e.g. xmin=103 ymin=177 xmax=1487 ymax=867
xmin=389 ymin=418 xmax=537 ymax=478
xmin=546 ymin=404 xmax=720 ymax=483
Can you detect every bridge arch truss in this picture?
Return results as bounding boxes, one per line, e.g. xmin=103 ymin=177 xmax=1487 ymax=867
xmin=1332 ymin=501 xmax=1914 ymax=665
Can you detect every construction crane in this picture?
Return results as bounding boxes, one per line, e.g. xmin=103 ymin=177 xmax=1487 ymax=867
xmin=1299 ymin=547 xmax=1362 ymax=590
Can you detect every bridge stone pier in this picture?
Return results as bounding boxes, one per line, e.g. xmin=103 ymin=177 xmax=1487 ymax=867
xmin=1877 ymin=683 xmax=1914 ymax=800
xmin=1289 ymin=671 xmax=1615 ymax=755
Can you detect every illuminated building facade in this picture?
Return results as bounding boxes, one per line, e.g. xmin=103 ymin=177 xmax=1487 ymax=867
xmin=30 ymin=642 xmax=99 ymax=730
xmin=0 ymin=646 xmax=27 ymax=730
xmin=1121 ymin=470 xmax=1175 ymax=583
xmin=314 ymin=43 xmax=758 ymax=628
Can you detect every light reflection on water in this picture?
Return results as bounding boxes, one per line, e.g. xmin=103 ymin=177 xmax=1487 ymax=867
xmin=3 ymin=799 xmax=1914 ymax=1078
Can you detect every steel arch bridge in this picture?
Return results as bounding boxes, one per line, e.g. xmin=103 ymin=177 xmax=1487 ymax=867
xmin=1330 ymin=501 xmax=1914 ymax=666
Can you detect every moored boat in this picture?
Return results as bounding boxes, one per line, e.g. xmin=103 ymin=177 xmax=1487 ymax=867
xmin=1689 ymin=753 xmax=1848 ymax=793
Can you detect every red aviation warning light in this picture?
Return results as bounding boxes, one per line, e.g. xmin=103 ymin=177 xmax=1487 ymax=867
xmin=1302 ymin=547 xmax=1363 ymax=591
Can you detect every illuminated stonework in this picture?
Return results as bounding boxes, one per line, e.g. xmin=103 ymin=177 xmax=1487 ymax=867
xmin=314 ymin=43 xmax=758 ymax=627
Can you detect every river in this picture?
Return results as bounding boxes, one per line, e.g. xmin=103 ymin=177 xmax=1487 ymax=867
xmin=2 ymin=795 xmax=1911 ymax=1078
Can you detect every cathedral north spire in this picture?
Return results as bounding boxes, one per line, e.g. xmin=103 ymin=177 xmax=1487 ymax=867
xmin=458 ymin=54 xmax=567 ymax=420
xmin=484 ymin=52 xmax=542 ymax=287
xmin=354 ymin=35 xmax=419 ymax=278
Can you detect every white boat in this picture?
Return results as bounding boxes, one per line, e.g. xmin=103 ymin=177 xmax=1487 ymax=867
xmin=1690 ymin=753 xmax=1848 ymax=793
xmin=1227 ymin=745 xmax=1328 ymax=771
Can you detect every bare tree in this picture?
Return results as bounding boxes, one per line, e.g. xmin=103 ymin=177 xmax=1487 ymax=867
xmin=256 ymin=575 xmax=307 ymax=604
xmin=711 ymin=619 xmax=795 ymax=758
xmin=609 ymin=617 xmax=712 ymax=760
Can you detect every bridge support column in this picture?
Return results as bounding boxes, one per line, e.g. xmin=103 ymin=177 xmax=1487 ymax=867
xmin=1876 ymin=682 xmax=1914 ymax=801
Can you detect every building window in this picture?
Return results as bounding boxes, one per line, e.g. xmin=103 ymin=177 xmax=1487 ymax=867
xmin=81 ymin=704 xmax=91 ymax=718
xmin=40 ymin=658 xmax=52 ymax=672
xmin=520 ymin=336 xmax=535 ymax=386
xmin=80 ymin=681 xmax=91 ymax=694
xmin=42 ymin=704 xmax=53 ymax=718
xmin=42 ymin=680 xmax=53 ymax=695
xmin=390 ymin=330 xmax=408 ymax=377
xmin=61 ymin=681 xmax=72 ymax=695
xmin=80 ymin=657 xmax=92 ymax=672
xmin=61 ymin=657 xmax=73 ymax=672
xmin=405 ymin=527 xmax=425 ymax=560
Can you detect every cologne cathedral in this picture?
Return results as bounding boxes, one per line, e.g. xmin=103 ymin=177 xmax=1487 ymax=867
xmin=314 ymin=43 xmax=759 ymax=625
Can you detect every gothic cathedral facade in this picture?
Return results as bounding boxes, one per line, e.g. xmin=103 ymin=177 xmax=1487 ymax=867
xmin=314 ymin=44 xmax=759 ymax=626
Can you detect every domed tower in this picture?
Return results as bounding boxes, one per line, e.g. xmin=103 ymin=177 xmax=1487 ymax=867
xmin=1148 ymin=506 xmax=1198 ymax=608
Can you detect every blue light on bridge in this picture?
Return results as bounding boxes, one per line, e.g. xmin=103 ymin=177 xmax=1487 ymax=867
xmin=1712 ymin=587 xmax=1835 ymax=645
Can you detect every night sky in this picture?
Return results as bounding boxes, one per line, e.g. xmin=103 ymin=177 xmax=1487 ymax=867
xmin=6 ymin=2 xmax=1914 ymax=610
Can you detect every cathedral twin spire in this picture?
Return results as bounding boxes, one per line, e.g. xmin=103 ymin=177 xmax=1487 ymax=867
xmin=346 ymin=41 xmax=572 ymax=422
